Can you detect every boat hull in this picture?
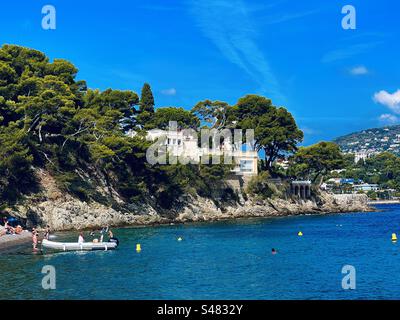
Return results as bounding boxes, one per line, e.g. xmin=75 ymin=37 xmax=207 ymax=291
xmin=42 ymin=239 xmax=118 ymax=252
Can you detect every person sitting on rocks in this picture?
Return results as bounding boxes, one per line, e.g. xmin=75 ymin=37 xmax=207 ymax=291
xmin=15 ymin=225 xmax=23 ymax=235
xmin=0 ymin=218 xmax=7 ymax=236
xmin=3 ymin=218 xmax=15 ymax=235
xmin=0 ymin=218 xmax=6 ymax=237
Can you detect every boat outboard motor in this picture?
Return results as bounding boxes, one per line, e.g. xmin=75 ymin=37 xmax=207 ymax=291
xmin=109 ymin=237 xmax=119 ymax=246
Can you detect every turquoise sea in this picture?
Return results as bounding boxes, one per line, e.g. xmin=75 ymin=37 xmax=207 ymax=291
xmin=1 ymin=204 xmax=400 ymax=300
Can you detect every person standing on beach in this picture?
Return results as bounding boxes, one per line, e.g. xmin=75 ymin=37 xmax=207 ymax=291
xmin=78 ymin=232 xmax=84 ymax=243
xmin=32 ymin=228 xmax=38 ymax=251
xmin=43 ymin=225 xmax=50 ymax=240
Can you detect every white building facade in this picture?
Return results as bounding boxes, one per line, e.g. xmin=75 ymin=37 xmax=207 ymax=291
xmin=145 ymin=128 xmax=258 ymax=176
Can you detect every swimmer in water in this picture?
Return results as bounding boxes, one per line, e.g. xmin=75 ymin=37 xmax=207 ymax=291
xmin=271 ymin=248 xmax=277 ymax=255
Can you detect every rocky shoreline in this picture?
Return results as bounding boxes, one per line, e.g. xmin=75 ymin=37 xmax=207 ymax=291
xmin=8 ymin=191 xmax=372 ymax=232
xmin=3 ymin=170 xmax=373 ymax=232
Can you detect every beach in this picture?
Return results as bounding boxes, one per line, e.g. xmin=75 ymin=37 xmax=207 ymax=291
xmin=0 ymin=229 xmax=32 ymax=252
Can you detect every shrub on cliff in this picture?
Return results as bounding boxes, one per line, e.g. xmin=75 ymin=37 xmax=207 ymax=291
xmin=246 ymin=171 xmax=281 ymax=200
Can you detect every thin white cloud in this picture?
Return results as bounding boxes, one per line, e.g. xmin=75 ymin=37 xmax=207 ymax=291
xmin=187 ymin=0 xmax=284 ymax=102
xmin=322 ymin=41 xmax=382 ymax=63
xmin=301 ymin=127 xmax=319 ymax=135
xmin=246 ymin=0 xmax=287 ymax=12
xmin=263 ymin=9 xmax=319 ymax=25
xmin=161 ymin=88 xmax=177 ymax=96
xmin=379 ymin=113 xmax=399 ymax=124
xmin=349 ymin=66 xmax=368 ymax=75
xmin=373 ymin=89 xmax=400 ymax=114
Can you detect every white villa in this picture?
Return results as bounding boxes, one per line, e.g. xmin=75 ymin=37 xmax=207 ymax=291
xmin=353 ymin=151 xmax=376 ymax=163
xmin=144 ymin=128 xmax=259 ymax=176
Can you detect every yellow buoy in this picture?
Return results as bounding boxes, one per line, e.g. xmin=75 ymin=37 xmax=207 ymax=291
xmin=298 ymin=231 xmax=303 ymax=237
xmin=136 ymin=244 xmax=142 ymax=252
xmin=392 ymin=233 xmax=397 ymax=242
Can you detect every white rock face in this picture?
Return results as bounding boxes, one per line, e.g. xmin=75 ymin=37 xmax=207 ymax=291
xmin=10 ymin=171 xmax=372 ymax=231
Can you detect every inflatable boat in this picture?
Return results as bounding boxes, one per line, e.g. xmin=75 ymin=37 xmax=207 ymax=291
xmin=41 ymin=239 xmax=118 ymax=252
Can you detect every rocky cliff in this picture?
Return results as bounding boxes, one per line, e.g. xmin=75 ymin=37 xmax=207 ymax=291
xmin=9 ymin=170 xmax=372 ymax=231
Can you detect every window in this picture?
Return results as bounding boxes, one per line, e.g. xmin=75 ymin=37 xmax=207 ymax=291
xmin=240 ymin=160 xmax=253 ymax=172
xmin=178 ymin=140 xmax=181 ymax=145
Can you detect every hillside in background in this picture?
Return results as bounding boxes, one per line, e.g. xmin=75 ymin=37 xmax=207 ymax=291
xmin=333 ymin=125 xmax=400 ymax=155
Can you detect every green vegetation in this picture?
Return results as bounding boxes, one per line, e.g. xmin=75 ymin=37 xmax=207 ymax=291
xmin=339 ymin=152 xmax=400 ymax=191
xmin=145 ymin=107 xmax=199 ymax=130
xmin=191 ymin=94 xmax=304 ymax=173
xmin=139 ymin=83 xmax=155 ymax=113
xmin=136 ymin=83 xmax=155 ymax=127
xmin=0 ymin=44 xmax=312 ymax=209
xmin=11 ymin=45 xmax=399 ymax=208
xmin=231 ymin=95 xmax=304 ymax=172
xmin=246 ymin=171 xmax=281 ymax=200
xmin=289 ymin=142 xmax=344 ymax=183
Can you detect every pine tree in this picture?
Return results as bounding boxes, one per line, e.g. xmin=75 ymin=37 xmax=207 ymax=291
xmin=139 ymin=83 xmax=155 ymax=113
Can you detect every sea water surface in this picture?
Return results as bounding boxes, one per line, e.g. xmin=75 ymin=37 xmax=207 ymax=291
xmin=1 ymin=204 xmax=400 ymax=300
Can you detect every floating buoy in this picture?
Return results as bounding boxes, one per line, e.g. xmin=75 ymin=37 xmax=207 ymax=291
xmin=136 ymin=244 xmax=142 ymax=252
xmin=392 ymin=233 xmax=397 ymax=242
xmin=177 ymin=237 xmax=183 ymax=241
xmin=298 ymin=231 xmax=303 ymax=237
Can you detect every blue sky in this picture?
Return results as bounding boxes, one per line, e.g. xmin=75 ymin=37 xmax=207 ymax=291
xmin=1 ymin=0 xmax=399 ymax=144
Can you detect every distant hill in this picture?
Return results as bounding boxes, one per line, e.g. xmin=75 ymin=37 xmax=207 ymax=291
xmin=333 ymin=125 xmax=400 ymax=155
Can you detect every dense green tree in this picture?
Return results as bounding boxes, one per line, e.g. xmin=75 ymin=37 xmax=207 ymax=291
xmin=0 ymin=123 xmax=37 ymax=204
xmin=191 ymin=99 xmax=230 ymax=129
xmin=139 ymin=83 xmax=155 ymax=113
xmin=290 ymin=142 xmax=344 ymax=183
xmin=145 ymin=107 xmax=200 ymax=130
xmin=231 ymin=95 xmax=303 ymax=173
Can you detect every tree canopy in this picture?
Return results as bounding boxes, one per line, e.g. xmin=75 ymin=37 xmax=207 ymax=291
xmin=0 ymin=44 xmax=318 ymax=208
xmin=231 ymin=94 xmax=303 ymax=172
xmin=290 ymin=142 xmax=344 ymax=183
xmin=145 ymin=107 xmax=200 ymax=130
xmin=139 ymin=83 xmax=154 ymax=113
xmin=191 ymin=99 xmax=230 ymax=129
